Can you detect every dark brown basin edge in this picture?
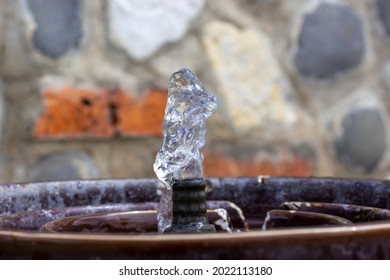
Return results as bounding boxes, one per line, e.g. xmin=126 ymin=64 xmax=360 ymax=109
xmin=1 ymin=221 xmax=390 ymax=259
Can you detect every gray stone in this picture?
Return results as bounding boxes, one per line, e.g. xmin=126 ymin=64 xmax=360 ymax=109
xmin=27 ymin=151 xmax=99 ymax=182
xmin=108 ymin=0 xmax=204 ymax=61
xmin=329 ymin=91 xmax=387 ymax=173
xmin=335 ymin=109 xmax=386 ymax=172
xmin=377 ymin=0 xmax=390 ymax=35
xmin=294 ymin=1 xmax=365 ymax=79
xmin=26 ymin=0 xmax=82 ymax=58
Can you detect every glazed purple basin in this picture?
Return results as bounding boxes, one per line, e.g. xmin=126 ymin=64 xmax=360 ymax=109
xmin=1 ymin=176 xmax=390 ymax=259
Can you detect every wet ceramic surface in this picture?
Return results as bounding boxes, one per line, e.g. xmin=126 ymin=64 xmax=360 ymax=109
xmin=1 ymin=177 xmax=390 ymax=259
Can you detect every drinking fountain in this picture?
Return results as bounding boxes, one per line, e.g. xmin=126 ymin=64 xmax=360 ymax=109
xmin=1 ymin=69 xmax=390 ymax=259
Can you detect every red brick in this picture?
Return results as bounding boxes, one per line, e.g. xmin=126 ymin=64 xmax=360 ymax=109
xmin=34 ymin=86 xmax=114 ymax=138
xmin=204 ymin=152 xmax=314 ymax=177
xmin=34 ymin=86 xmax=167 ymax=138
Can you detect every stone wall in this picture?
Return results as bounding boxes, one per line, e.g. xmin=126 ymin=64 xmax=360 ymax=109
xmin=0 ymin=0 xmax=389 ymax=183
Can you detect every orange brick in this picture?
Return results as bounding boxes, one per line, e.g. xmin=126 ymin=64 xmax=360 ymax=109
xmin=115 ymin=89 xmax=167 ymax=136
xmin=34 ymin=86 xmax=114 ymax=138
xmin=204 ymin=152 xmax=313 ymax=177
xmin=34 ymin=86 xmax=168 ymax=138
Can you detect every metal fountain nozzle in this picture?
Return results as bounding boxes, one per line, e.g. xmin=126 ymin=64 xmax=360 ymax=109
xmin=164 ymin=178 xmax=216 ymax=233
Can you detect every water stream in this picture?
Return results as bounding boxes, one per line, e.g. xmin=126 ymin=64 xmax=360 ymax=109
xmin=153 ymin=68 xmax=219 ymax=232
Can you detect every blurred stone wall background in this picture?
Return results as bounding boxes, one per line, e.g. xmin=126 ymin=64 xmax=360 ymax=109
xmin=0 ymin=0 xmax=389 ymax=183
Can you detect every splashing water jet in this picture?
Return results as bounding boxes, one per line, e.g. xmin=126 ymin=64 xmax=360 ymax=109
xmin=153 ymin=68 xmax=219 ymax=233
